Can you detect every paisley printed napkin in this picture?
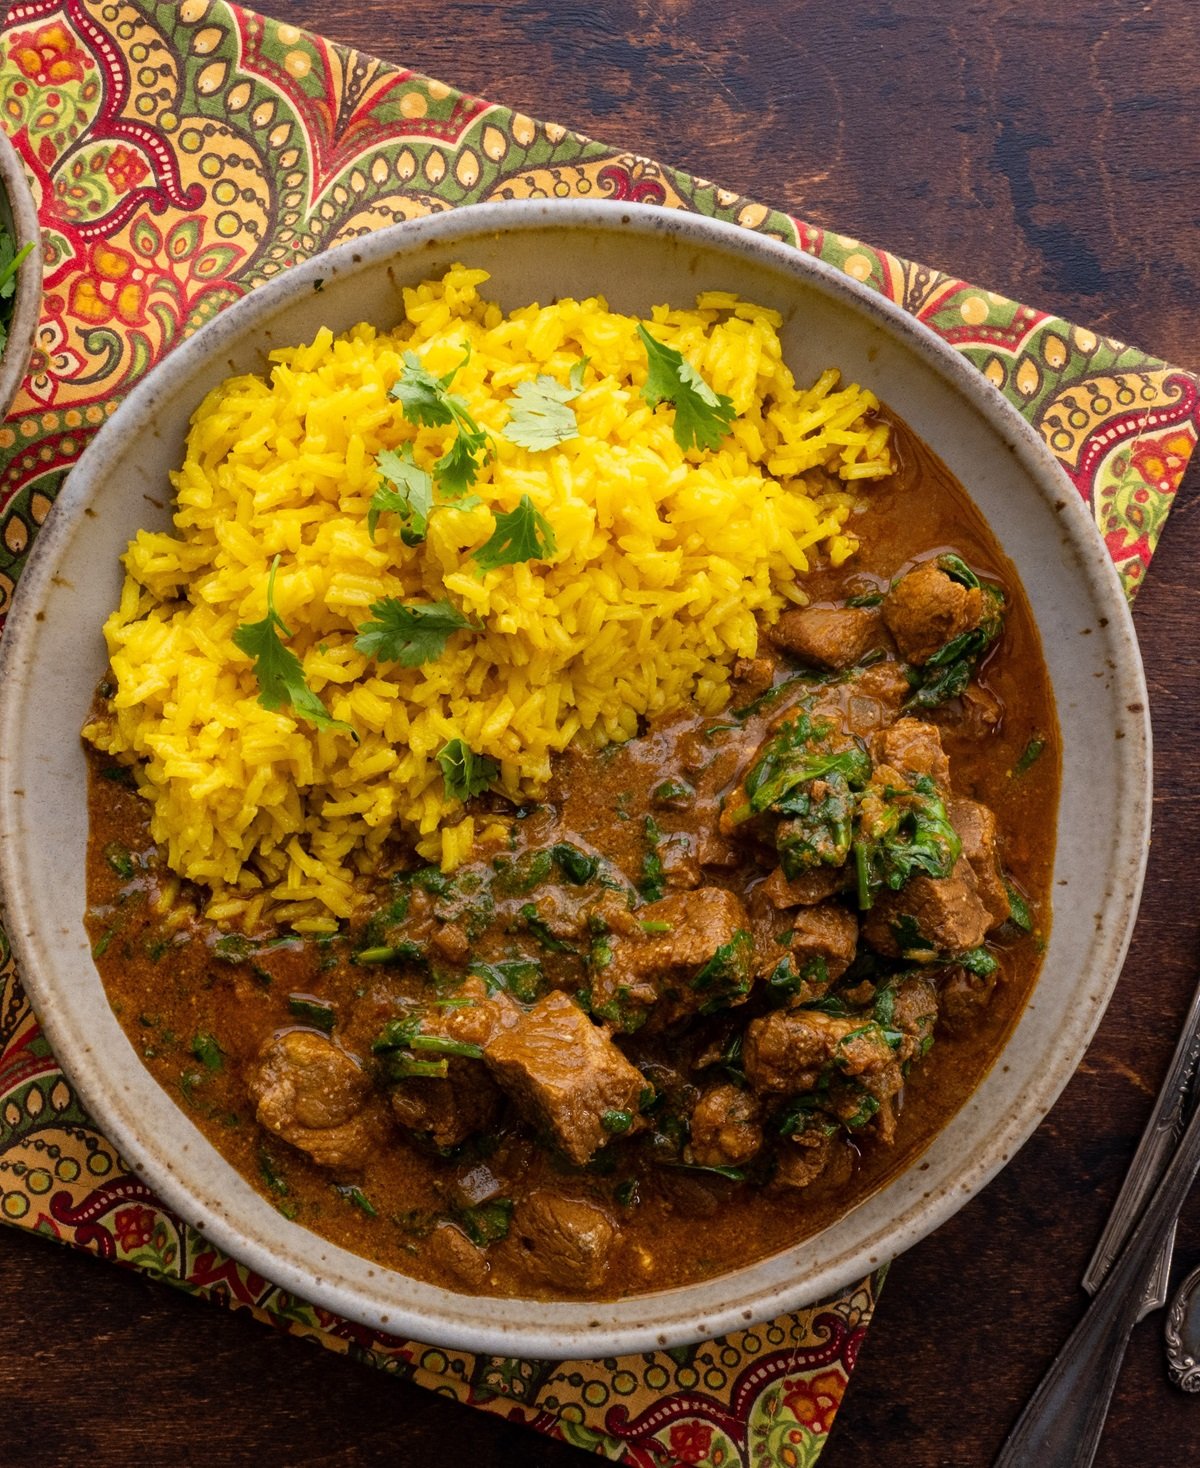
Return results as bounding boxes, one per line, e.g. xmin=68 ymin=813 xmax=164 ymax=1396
xmin=0 ymin=3 xmax=1197 ymax=1465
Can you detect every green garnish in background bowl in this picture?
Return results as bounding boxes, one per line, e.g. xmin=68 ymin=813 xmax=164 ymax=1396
xmin=0 ymin=228 xmax=33 ymax=360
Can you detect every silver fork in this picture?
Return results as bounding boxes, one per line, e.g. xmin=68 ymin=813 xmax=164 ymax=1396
xmin=994 ymin=1058 xmax=1200 ymax=1467
xmin=1082 ymin=971 xmax=1200 ymax=1314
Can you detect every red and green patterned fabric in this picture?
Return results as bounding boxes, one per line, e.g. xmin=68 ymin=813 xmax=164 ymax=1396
xmin=1 ymin=3 xmax=1196 ymax=1464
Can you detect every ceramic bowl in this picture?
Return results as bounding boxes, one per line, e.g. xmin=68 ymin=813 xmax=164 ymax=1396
xmin=0 ymin=128 xmax=42 ymax=424
xmin=0 ymin=201 xmax=1150 ymax=1358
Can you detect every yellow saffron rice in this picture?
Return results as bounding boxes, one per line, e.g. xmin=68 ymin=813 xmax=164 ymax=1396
xmin=84 ymin=265 xmax=893 ymax=931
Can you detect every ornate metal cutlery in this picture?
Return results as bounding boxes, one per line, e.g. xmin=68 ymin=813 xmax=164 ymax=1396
xmin=995 ymin=1080 xmax=1200 ymax=1465
xmin=1083 ymin=971 xmax=1200 ymax=1315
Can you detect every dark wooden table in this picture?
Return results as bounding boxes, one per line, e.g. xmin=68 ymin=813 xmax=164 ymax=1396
xmin=4 ymin=3 xmax=1200 ymax=1464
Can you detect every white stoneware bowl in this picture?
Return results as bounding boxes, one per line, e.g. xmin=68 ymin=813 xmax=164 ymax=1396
xmin=0 ymin=127 xmax=43 ymax=423
xmin=0 ymin=201 xmax=1150 ymax=1358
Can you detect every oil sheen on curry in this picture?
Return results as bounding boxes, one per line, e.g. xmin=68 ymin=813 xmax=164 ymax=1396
xmin=84 ymin=420 xmax=1059 ymax=1303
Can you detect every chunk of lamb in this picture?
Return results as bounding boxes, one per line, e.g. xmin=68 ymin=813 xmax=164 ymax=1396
xmin=587 ymin=888 xmax=648 ymax=939
xmin=767 ymin=605 xmax=881 ymax=670
xmin=939 ymin=961 xmax=1000 ymax=1034
xmin=431 ymin=975 xmax=520 ymax=1048
xmin=731 ymin=654 xmax=777 ymax=700
xmin=883 ymin=559 xmax=983 ymax=665
xmin=247 ymin=1030 xmax=374 ymax=1171
xmin=772 ymin=1122 xmax=852 ymax=1192
xmin=430 ymin=921 xmax=471 ymax=963
xmin=512 ymin=1190 xmax=615 ymax=1291
xmin=959 ymin=681 xmax=1004 ymax=735
xmin=596 ymin=888 xmax=752 ymax=1028
xmin=384 ymin=979 xmax=514 ymax=1148
xmin=694 ymin=828 xmax=742 ymax=868
xmin=390 ymin=1061 xmax=502 ymax=1150
xmin=888 ymin=974 xmax=939 ymax=1063
xmin=483 ymin=991 xmax=645 ymax=1165
xmin=687 ymin=1083 xmax=762 ymax=1169
xmin=659 ymin=830 xmax=703 ymax=891
xmin=523 ymin=886 xmax=589 ymax=942
xmin=760 ymin=865 xmax=848 ymax=909
xmin=871 ymin=718 xmax=951 ymax=787
xmin=785 ymin=903 xmax=859 ymax=983
xmin=748 ymin=890 xmax=857 ymax=989
xmin=425 ymin=1222 xmax=488 ymax=1290
xmin=831 ymin=1061 xmax=905 ymax=1143
xmin=744 ymin=1008 xmax=896 ymax=1096
xmin=843 ymin=660 xmax=912 ymax=734
xmin=862 ymin=856 xmax=990 ymax=960
xmin=947 ymin=796 xmax=1011 ymax=927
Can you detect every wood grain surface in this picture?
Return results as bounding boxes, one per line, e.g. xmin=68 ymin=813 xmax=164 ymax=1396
xmin=4 ymin=3 xmax=1200 ymax=1464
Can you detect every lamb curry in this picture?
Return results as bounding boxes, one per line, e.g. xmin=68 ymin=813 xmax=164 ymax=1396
xmin=84 ymin=420 xmax=1059 ymax=1301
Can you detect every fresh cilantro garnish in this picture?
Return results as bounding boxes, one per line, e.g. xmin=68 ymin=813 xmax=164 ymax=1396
xmin=391 ymin=350 xmax=464 ymax=427
xmin=637 ymin=324 xmax=736 ymax=452
xmin=232 ymin=557 xmax=355 ymax=738
xmin=519 ymin=902 xmax=577 ymax=954
xmin=455 ymin=1197 xmax=513 ymax=1246
xmin=286 ymin=995 xmax=336 ymax=1033
xmin=334 ymin=1183 xmax=378 ymax=1217
xmin=257 ymin=1147 xmax=290 ymax=1197
xmin=1003 ymin=878 xmax=1034 ymax=933
xmin=470 ymin=957 xmax=547 ymax=1004
xmin=354 ymin=599 xmax=474 ymax=666
xmin=390 ymin=348 xmax=493 ymax=495
xmin=502 ymin=360 xmax=587 ymax=451
xmin=435 ymin=426 xmax=491 ymax=498
xmin=959 ymin=946 xmax=1000 ymax=978
xmin=190 ymin=1032 xmax=223 ymax=1072
xmin=437 ymin=738 xmax=499 ymax=801
xmin=639 ymin=815 xmax=666 ymax=902
xmin=368 ymin=445 xmax=433 ymax=541
xmin=1013 ymin=737 xmax=1046 ymax=776
xmin=471 ymin=493 xmax=557 ymax=572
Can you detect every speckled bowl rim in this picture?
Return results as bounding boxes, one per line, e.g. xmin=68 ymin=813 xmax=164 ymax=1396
xmin=0 ymin=128 xmax=43 ymax=425
xmin=0 ymin=200 xmax=1150 ymax=1358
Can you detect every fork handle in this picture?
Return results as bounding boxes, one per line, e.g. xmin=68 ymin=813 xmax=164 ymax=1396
xmin=1083 ymin=970 xmax=1200 ymax=1306
xmin=994 ymin=1092 xmax=1200 ymax=1467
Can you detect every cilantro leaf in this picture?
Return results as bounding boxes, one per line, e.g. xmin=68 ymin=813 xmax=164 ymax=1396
xmin=435 ymin=428 xmax=490 ymax=498
xmin=502 ymin=368 xmax=584 ymax=452
xmin=354 ymin=599 xmax=474 ymax=666
xmin=390 ymin=350 xmax=462 ymax=426
xmin=368 ymin=445 xmax=433 ymax=541
xmin=190 ymin=1032 xmax=223 ymax=1072
xmin=391 ymin=347 xmax=493 ymax=495
xmin=471 ymin=494 xmax=557 ymax=572
xmin=437 ymin=738 xmax=499 ymax=801
xmin=232 ymin=558 xmax=355 ymax=737
xmin=637 ymin=324 xmax=736 ymax=452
